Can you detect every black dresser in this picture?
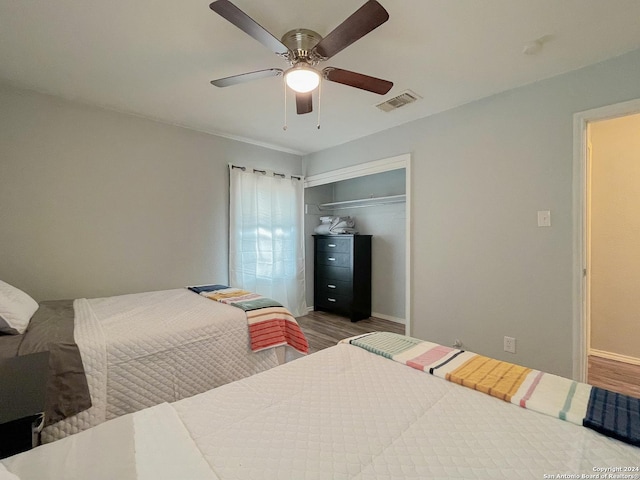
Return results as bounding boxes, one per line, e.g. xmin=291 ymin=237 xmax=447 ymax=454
xmin=313 ymin=234 xmax=372 ymax=321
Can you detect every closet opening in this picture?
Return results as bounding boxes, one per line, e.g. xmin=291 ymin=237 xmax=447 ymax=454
xmin=303 ymin=154 xmax=411 ymax=335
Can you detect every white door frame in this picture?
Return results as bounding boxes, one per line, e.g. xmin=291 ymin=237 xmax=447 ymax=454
xmin=304 ymin=154 xmax=412 ymax=336
xmin=572 ymin=98 xmax=640 ymax=381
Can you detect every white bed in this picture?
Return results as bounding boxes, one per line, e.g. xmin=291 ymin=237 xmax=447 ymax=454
xmin=4 ymin=340 xmax=638 ymax=479
xmin=42 ymin=288 xmax=302 ymax=442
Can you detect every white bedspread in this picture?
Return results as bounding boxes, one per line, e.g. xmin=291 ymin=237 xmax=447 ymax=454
xmin=41 ymin=289 xmax=280 ymax=442
xmin=4 ymin=404 xmax=218 ymax=480
xmin=6 ymin=343 xmax=639 ymax=479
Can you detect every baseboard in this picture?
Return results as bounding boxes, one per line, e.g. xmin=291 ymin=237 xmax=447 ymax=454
xmin=589 ymin=348 xmax=640 ymax=366
xmin=371 ymin=312 xmax=405 ymax=325
xmin=305 ymin=306 xmax=405 ymax=325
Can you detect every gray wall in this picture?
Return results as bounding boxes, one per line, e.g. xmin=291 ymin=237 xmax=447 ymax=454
xmin=0 ymin=83 xmax=301 ymax=301
xmin=303 ymin=48 xmax=640 ymax=378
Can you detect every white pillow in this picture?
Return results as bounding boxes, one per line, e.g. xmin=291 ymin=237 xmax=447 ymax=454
xmin=0 ymin=280 xmax=39 ymax=335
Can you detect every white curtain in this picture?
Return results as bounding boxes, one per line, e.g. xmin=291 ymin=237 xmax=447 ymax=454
xmin=229 ymin=165 xmax=307 ymax=317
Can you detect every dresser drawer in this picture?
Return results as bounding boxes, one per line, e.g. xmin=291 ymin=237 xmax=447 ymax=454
xmin=316 ymin=236 xmax=351 ymax=253
xmin=315 ymin=265 xmax=352 ymax=282
xmin=315 ymin=293 xmax=351 ymax=311
xmin=316 ymin=252 xmax=350 ymax=268
xmin=316 ymin=279 xmax=351 ymax=297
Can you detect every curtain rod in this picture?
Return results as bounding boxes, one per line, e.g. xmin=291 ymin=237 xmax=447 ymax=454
xmin=230 ymin=164 xmax=302 ymax=180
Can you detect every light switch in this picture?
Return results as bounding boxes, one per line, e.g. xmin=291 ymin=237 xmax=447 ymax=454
xmin=537 ymin=210 xmax=551 ymax=227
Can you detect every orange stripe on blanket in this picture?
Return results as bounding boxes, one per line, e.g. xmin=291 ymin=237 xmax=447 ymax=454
xmin=248 ymin=318 xmax=309 ymax=354
xmin=446 ymin=355 xmax=531 ymax=401
xmin=251 ymin=324 xmax=308 ymax=345
xmin=250 ymin=320 xmax=307 ymax=341
xmin=251 ymin=319 xmax=304 ymax=335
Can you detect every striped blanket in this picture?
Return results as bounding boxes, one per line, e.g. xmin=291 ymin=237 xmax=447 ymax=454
xmin=343 ymin=332 xmax=639 ymax=447
xmin=188 ymin=285 xmax=308 ymax=355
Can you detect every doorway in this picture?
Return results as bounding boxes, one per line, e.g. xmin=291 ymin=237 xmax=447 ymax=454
xmin=574 ymin=99 xmax=640 ymax=396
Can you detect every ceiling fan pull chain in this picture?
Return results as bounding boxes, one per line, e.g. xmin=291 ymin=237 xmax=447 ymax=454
xmin=317 ymin=77 xmax=322 ymax=130
xmin=283 ymin=76 xmax=288 ymax=131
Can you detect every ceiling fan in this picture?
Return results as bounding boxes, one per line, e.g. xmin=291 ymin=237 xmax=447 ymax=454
xmin=209 ymin=0 xmax=393 ymax=116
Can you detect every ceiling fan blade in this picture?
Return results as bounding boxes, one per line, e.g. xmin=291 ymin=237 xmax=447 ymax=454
xmin=209 ymin=0 xmax=289 ymax=56
xmin=211 ymin=68 xmax=283 ymax=87
xmin=312 ymin=0 xmax=389 ymax=60
xmin=323 ymin=68 xmax=392 ymax=95
xmin=296 ymin=92 xmax=313 ymax=115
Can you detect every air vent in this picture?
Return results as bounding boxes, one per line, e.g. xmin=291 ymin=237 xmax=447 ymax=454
xmin=375 ymin=90 xmax=422 ymax=112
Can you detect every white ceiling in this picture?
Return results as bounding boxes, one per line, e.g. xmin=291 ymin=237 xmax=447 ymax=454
xmin=1 ymin=1 xmax=640 ymax=155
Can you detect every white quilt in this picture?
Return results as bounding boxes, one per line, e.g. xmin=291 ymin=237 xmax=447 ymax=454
xmin=7 ymin=343 xmax=638 ymax=479
xmin=41 ymin=289 xmax=280 ymax=442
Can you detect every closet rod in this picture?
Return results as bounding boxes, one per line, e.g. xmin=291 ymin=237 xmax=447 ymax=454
xmin=318 ymin=194 xmax=406 ymax=211
xmin=230 ymin=164 xmax=302 ymax=180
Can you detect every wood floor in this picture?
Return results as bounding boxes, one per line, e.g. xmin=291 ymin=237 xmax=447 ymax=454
xmin=297 ymin=310 xmax=405 ymax=353
xmin=588 ymin=355 xmax=640 ymax=398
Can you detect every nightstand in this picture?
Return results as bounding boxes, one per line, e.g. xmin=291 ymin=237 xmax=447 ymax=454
xmin=0 ymin=351 xmax=49 ymax=459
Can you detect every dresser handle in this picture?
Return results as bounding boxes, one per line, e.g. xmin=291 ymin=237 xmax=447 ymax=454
xmin=327 ymin=298 xmax=336 ymax=302
xmin=328 ymin=244 xmax=336 ymax=247
xmin=328 ymin=257 xmax=336 ymax=261
xmin=327 ymin=284 xmax=336 ymax=289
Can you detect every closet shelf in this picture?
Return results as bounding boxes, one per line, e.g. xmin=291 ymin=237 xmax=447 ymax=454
xmin=317 ymin=194 xmax=406 ymax=211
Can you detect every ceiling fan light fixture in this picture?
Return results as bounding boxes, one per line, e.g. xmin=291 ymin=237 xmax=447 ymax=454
xmin=285 ymin=65 xmax=320 ymax=93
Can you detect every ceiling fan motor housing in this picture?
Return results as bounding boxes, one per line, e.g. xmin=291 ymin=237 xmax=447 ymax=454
xmin=281 ymin=29 xmax=323 ymax=64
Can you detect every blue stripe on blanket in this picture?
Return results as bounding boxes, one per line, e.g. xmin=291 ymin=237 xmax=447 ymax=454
xmin=187 ymin=284 xmax=229 ymax=294
xmin=583 ymin=387 xmax=640 ymax=447
xmin=231 ymin=298 xmax=282 ymax=312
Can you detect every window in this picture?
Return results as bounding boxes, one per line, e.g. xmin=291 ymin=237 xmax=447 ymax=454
xmin=229 ymin=166 xmax=307 ymax=317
